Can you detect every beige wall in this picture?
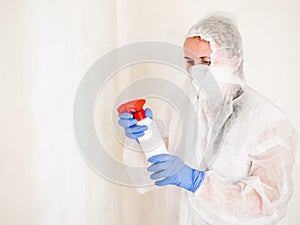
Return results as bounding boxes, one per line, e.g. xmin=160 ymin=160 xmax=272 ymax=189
xmin=0 ymin=0 xmax=299 ymax=224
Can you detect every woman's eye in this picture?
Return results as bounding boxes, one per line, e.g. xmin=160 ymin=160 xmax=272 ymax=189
xmin=186 ymin=60 xmax=194 ymax=65
xmin=204 ymin=61 xmax=211 ymax=66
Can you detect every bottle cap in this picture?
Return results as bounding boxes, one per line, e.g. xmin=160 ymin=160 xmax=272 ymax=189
xmin=117 ymin=99 xmax=146 ymax=121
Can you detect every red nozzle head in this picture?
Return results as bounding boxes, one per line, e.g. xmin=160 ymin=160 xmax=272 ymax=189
xmin=117 ymin=99 xmax=146 ymax=121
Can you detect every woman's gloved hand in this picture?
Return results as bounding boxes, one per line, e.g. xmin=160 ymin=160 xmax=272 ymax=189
xmin=118 ymin=108 xmax=152 ymax=140
xmin=147 ymin=154 xmax=206 ymax=193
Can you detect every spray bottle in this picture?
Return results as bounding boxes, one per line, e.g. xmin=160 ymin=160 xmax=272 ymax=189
xmin=117 ymin=99 xmax=168 ymax=160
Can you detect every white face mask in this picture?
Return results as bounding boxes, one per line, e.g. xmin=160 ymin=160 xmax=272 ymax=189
xmin=188 ymin=64 xmax=209 ymax=87
xmin=188 ymin=64 xmax=244 ymax=95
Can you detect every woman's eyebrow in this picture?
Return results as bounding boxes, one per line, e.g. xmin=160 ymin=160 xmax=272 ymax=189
xmin=184 ymin=56 xmax=211 ymax=60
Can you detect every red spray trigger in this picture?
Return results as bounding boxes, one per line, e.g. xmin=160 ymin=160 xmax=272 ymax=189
xmin=117 ymin=99 xmax=146 ymax=121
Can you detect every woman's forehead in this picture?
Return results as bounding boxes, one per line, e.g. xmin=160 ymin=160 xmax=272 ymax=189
xmin=184 ymin=37 xmax=212 ymax=58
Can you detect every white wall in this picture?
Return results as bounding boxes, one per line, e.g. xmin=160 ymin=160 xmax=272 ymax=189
xmin=0 ymin=0 xmax=299 ymax=224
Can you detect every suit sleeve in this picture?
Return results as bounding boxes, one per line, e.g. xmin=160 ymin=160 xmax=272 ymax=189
xmin=189 ymin=118 xmax=297 ymax=225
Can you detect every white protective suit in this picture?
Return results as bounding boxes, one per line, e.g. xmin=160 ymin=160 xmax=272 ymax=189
xmin=122 ymin=14 xmax=298 ymax=225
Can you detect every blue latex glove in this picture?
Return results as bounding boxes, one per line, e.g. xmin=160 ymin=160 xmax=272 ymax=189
xmin=147 ymin=154 xmax=205 ymax=193
xmin=118 ymin=108 xmax=153 ymax=140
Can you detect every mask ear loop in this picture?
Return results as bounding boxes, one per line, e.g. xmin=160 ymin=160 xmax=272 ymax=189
xmin=211 ymin=47 xmax=243 ymax=67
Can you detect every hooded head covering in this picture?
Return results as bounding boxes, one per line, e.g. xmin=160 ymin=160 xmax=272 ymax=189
xmin=186 ymin=13 xmax=245 ymax=83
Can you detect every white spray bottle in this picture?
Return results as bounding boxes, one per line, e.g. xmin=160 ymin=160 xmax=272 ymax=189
xmin=117 ymin=99 xmax=168 ymax=160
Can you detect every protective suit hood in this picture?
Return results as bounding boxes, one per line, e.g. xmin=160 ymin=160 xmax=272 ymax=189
xmin=186 ymin=13 xmax=246 ymax=86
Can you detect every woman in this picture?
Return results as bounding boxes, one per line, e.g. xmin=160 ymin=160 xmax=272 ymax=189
xmin=118 ymin=14 xmax=297 ymax=225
